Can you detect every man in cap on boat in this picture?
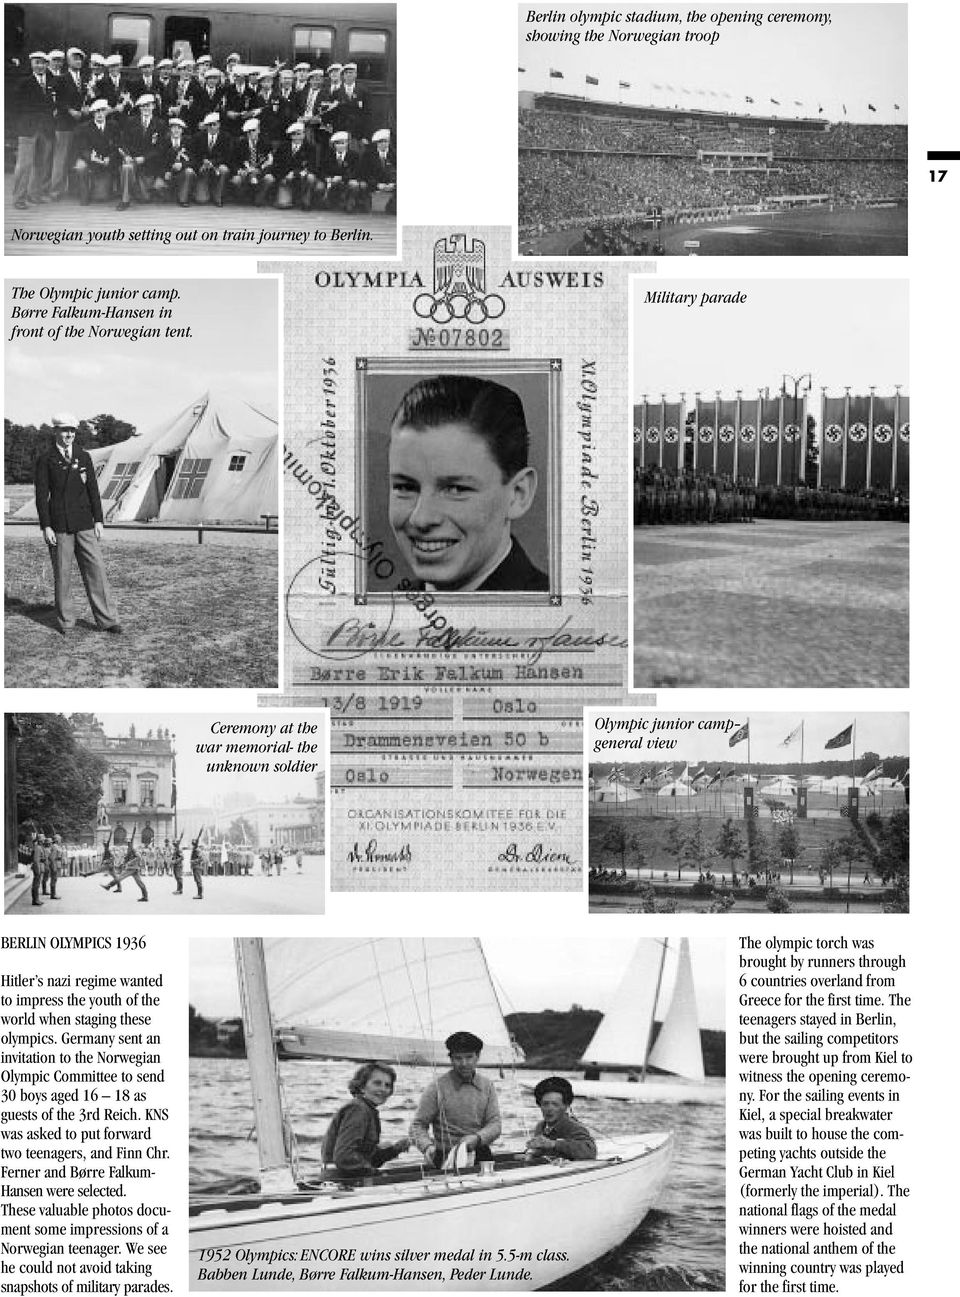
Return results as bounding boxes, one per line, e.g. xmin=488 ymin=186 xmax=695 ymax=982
xmin=34 ymin=413 xmax=121 ymax=636
xmin=525 ymin=1077 xmax=596 ymax=1162
xmin=410 ymin=1031 xmax=501 ymax=1169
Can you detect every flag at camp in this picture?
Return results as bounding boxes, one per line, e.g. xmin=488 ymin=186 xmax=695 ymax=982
xmin=825 ymin=724 xmax=853 ymax=750
xmin=770 ymin=97 xmax=780 ymax=105
xmin=586 ymin=75 xmax=599 ymax=86
xmin=864 ymin=762 xmax=884 ymax=781
xmin=171 ymin=756 xmax=178 ymax=807
xmin=549 ymin=68 xmax=563 ymax=79
xmin=729 ymin=722 xmax=749 ymax=748
xmin=781 ymin=723 xmax=803 ymax=747
xmin=868 ymin=103 xmax=877 ymax=112
xmin=619 ymin=80 xmax=630 ymax=89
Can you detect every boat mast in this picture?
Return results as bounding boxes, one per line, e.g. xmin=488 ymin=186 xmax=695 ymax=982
xmin=640 ymin=940 xmax=669 ymax=1083
xmin=235 ymin=938 xmax=297 ymax=1194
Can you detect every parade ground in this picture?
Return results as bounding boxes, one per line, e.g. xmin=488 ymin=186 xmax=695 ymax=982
xmin=4 ymin=176 xmax=396 ymax=258
xmin=4 ymin=525 xmax=278 ymax=688
xmin=5 ymin=856 xmax=324 ymax=916
xmin=633 ymin=520 xmax=908 ymax=688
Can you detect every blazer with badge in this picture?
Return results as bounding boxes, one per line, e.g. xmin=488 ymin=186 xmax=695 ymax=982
xmin=34 ymin=446 xmax=105 ymax=535
xmin=122 ymin=114 xmax=167 ymax=176
xmin=332 ymin=85 xmax=368 ymax=140
xmin=13 ymin=72 xmax=55 ymax=137
xmin=52 ymin=69 xmax=86 ymax=131
xmin=75 ymin=118 xmax=122 ymax=170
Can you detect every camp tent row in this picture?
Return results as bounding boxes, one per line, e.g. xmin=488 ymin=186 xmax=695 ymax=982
xmin=17 ymin=391 xmax=277 ymax=525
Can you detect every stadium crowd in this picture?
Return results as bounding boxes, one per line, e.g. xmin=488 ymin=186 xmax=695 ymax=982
xmin=10 ymin=47 xmax=396 ymax=213
xmin=633 ymin=466 xmax=909 ymax=526
xmin=519 ymin=107 xmax=906 ymax=231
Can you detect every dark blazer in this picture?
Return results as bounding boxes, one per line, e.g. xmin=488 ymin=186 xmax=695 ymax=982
xmin=52 ymin=69 xmax=86 ymax=130
xmin=361 ymin=145 xmax=396 ymax=187
xmin=233 ymin=133 xmax=274 ymax=172
xmin=13 ymin=72 xmax=55 ymax=137
xmin=333 ymin=85 xmax=368 ymax=139
xmin=94 ymin=73 xmax=130 ymax=112
xmin=191 ymin=129 xmax=234 ymax=169
xmin=75 ymin=119 xmax=122 ymax=168
xmin=122 ymin=114 xmax=167 ymax=174
xmin=479 ymin=538 xmax=549 ymax=592
xmin=273 ymin=137 xmax=314 ymax=176
xmin=35 ymin=446 xmax=104 ymax=534
xmin=322 ymin=147 xmax=360 ymax=182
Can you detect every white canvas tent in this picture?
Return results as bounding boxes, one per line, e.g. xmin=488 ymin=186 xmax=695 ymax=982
xmin=592 ymin=776 xmax=644 ymax=804
xmin=759 ymin=776 xmax=797 ymax=797
xmin=18 ymin=391 xmax=277 ymax=525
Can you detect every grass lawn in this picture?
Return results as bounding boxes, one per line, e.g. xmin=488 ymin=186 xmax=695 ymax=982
xmin=5 ymin=536 xmax=277 ymax=688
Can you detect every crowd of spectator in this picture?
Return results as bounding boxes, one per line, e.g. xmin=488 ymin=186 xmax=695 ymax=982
xmin=519 ymin=107 xmax=907 ymax=232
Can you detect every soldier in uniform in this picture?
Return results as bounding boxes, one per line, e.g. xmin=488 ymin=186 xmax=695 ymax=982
xmin=171 ymin=834 xmax=185 ymax=895
xmin=30 ymin=832 xmax=45 ymax=907
xmin=231 ymin=118 xmax=276 ymax=206
xmin=112 ymin=831 xmax=149 ymax=902
xmin=190 ymin=833 xmax=205 ymax=900
xmin=47 ymin=834 xmax=65 ymax=900
xmin=99 ymin=832 xmax=124 ymax=892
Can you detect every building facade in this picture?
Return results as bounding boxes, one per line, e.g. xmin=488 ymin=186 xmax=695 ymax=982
xmin=73 ymin=718 xmax=176 ymax=849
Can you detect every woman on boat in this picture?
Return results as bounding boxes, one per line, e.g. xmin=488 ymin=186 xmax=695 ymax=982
xmin=525 ymin=1077 xmax=597 ymax=1162
xmin=322 ymin=1061 xmax=410 ymax=1179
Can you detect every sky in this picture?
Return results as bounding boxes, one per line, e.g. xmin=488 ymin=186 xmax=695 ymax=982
xmin=519 ymin=4 xmax=907 ymax=124
xmin=589 ymin=710 xmax=908 ymax=765
xmin=5 ymin=279 xmax=278 ymax=428
xmin=189 ymin=937 xmax=727 ymax=1029
xmin=93 ymin=712 xmax=322 ymax=806
xmin=632 ymin=279 xmax=908 ymax=403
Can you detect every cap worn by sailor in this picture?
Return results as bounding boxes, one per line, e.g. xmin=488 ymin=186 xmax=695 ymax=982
xmin=105 ymin=53 xmax=122 ymax=68
xmin=201 ymin=111 xmax=220 ymax=128
xmin=89 ymin=98 xmax=109 ymax=113
xmin=445 ymin=1031 xmax=484 ymax=1055
xmin=533 ymin=1076 xmax=574 ymax=1106
xmin=138 ymin=55 xmax=155 ymax=68
xmin=242 ymin=118 xmax=260 ymax=133
xmin=52 ymin=412 xmax=80 ymax=428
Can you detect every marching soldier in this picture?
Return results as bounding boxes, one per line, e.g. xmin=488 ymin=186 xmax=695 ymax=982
xmin=113 ymin=830 xmax=149 ymax=902
xmin=190 ymin=832 xmax=206 ymax=900
xmin=99 ymin=832 xmax=124 ymax=892
xmin=171 ymin=833 xmax=185 ymax=895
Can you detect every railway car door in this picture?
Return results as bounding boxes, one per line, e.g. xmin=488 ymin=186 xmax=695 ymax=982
xmin=164 ymin=15 xmax=211 ymax=64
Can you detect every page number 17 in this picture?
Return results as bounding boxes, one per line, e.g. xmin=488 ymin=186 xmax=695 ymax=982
xmin=930 ymin=170 xmax=947 ymax=181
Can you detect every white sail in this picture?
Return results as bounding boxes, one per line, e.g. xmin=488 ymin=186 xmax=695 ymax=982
xmin=647 ymin=938 xmax=705 ymax=1081
xmin=262 ymin=938 xmax=519 ymax=1066
xmin=582 ymin=939 xmax=663 ymax=1068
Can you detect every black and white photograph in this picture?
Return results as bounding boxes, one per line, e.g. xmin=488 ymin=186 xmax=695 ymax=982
xmin=588 ymin=711 xmax=909 ymax=915
xmin=4 ymin=277 xmax=279 ymax=687
xmin=357 ymin=359 xmax=560 ymax=600
xmin=630 ymin=277 xmax=908 ymax=688
xmin=189 ymin=936 xmax=725 ymax=1290
xmin=518 ymin=3 xmax=907 ymax=257
xmin=5 ymin=711 xmax=326 ymax=915
xmin=5 ymin=2 xmax=397 ymax=257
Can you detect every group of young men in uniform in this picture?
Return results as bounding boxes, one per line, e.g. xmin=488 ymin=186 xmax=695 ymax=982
xmin=11 ymin=47 xmax=396 ymax=214
xmin=99 ymin=830 xmax=204 ymax=902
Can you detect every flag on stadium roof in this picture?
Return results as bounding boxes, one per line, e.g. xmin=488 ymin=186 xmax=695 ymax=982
xmin=824 ymin=724 xmax=853 ymax=750
xmin=729 ymin=722 xmax=749 ymax=748
xmin=780 ymin=723 xmax=803 ymax=747
xmin=549 ymin=68 xmax=563 ymax=79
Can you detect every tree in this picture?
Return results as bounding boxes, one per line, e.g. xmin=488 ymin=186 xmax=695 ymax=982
xmin=777 ymin=822 xmax=801 ymax=884
xmin=600 ymin=822 xmax=638 ymax=875
xmin=714 ymin=818 xmax=745 ymax=880
xmin=226 ymin=816 xmax=256 ymax=846
xmin=665 ymin=819 xmax=687 ymax=881
xmin=749 ymin=824 xmax=773 ymax=876
xmin=629 ymin=884 xmax=678 ymax=914
xmin=766 ymin=886 xmax=792 ymax=913
xmin=821 ymin=840 xmax=842 ymax=888
xmin=15 ymin=714 xmax=107 ymax=840
xmin=684 ymin=816 xmax=707 ymax=876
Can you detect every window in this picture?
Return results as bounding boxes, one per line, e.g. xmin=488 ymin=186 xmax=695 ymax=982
xmin=109 ymin=16 xmax=151 ymax=66
xmin=102 ymin=462 xmax=140 ymax=501
xmin=164 ymin=16 xmax=211 ymax=64
xmin=347 ymin=30 xmax=389 ymax=82
xmin=293 ymin=26 xmax=334 ymax=68
xmin=170 ymin=458 xmax=211 ymax=500
xmin=139 ymin=778 xmax=157 ymax=808
xmin=228 ymin=455 xmax=247 ymax=472
xmin=111 ymin=779 xmax=128 ymax=805
xmin=5 ymin=7 xmax=25 ymax=66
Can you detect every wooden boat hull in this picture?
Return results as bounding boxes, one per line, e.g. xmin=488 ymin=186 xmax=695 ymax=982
xmin=190 ymin=1134 xmax=672 ymax=1290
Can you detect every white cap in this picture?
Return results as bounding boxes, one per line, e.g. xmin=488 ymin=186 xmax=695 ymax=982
xmin=372 ymin=128 xmax=390 ymax=143
xmin=67 ymin=47 xmax=84 ymax=58
xmin=136 ymin=93 xmax=155 ymax=108
xmin=226 ymin=52 xmax=241 ymax=64
xmin=157 ymin=58 xmax=173 ymax=69
xmin=286 ymin=120 xmax=305 ymax=135
xmin=197 ymin=54 xmax=212 ymax=65
xmin=48 ymin=49 xmax=65 ymax=60
xmin=257 ymin=70 xmax=274 ymax=82
xmin=168 ymin=116 xmax=186 ymax=129
xmin=176 ymin=57 xmax=194 ymax=69
xmin=242 ymin=118 xmax=260 ymax=133
xmin=105 ymin=53 xmax=122 ymax=67
xmin=331 ymin=130 xmax=348 ymax=145
xmin=90 ymin=53 xmax=106 ymax=66
xmin=204 ymin=67 xmax=221 ymax=79
xmin=52 ymin=412 xmax=79 ymax=428
xmin=327 ymin=62 xmax=342 ymax=74
xmin=29 ymin=50 xmax=48 ymax=61
xmin=294 ymin=62 xmax=310 ymax=72
xmin=342 ymin=62 xmax=357 ymax=72
xmin=138 ymin=55 xmax=155 ymax=67
xmin=90 ymin=98 xmax=109 ymax=112
xmin=201 ymin=111 xmax=220 ymax=127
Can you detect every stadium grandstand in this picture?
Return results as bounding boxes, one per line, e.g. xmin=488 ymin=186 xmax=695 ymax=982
xmin=518 ymin=95 xmax=907 ymax=255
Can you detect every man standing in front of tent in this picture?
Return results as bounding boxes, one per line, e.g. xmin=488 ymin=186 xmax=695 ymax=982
xmin=34 ymin=413 xmax=122 ymax=637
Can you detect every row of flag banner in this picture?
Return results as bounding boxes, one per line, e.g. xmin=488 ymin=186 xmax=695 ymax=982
xmin=522 ymin=69 xmax=902 ymax=120
xmin=632 ymin=391 xmax=908 ymax=491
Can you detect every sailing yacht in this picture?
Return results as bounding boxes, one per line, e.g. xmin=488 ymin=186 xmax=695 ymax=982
xmin=189 ymin=939 xmax=673 ymax=1290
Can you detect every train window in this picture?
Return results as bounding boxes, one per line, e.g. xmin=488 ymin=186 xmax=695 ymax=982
xmin=109 ymin=16 xmax=151 ymax=66
xmin=5 ymin=6 xmax=25 ymax=67
xmin=164 ymin=16 xmax=211 ymax=64
xmin=292 ymin=26 xmax=334 ymax=68
xmin=346 ymin=30 xmax=389 ymax=82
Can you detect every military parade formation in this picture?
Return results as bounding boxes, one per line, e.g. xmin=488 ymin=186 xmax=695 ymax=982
xmin=10 ymin=47 xmax=396 ymax=214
